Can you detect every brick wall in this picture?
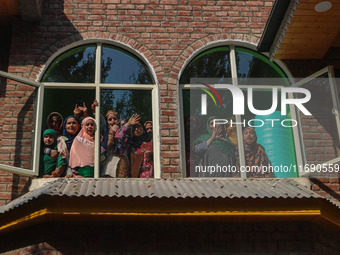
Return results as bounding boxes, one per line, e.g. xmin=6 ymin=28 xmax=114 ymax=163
xmin=0 ymin=0 xmax=276 ymax=204
xmin=1 ymin=220 xmax=339 ymax=254
xmin=0 ymin=27 xmax=32 ymax=206
xmin=0 ymin=26 xmax=11 ymax=158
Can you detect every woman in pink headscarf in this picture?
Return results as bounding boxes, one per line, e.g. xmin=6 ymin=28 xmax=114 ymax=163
xmin=68 ymin=117 xmax=96 ymax=177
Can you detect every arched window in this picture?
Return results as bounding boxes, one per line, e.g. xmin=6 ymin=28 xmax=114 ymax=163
xmin=180 ymin=45 xmax=303 ymax=178
xmin=39 ymin=42 xmax=159 ymax=178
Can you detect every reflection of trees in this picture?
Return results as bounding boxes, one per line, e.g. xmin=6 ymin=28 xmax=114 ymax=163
xmin=180 ymin=50 xmax=231 ymax=84
xmin=115 ymin=90 xmax=152 ymax=121
xmin=42 ymin=46 xmax=114 ymax=83
xmin=101 ymin=90 xmax=115 ymax=116
xmin=129 ymin=65 xmax=153 ymax=84
xmin=101 ymin=90 xmax=152 ymax=122
xmin=42 ymin=47 xmax=96 ymax=82
xmin=235 ymin=52 xmax=287 ymax=85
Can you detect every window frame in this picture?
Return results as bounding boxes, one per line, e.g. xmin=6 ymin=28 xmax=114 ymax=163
xmin=292 ymin=66 xmax=340 ymax=176
xmin=43 ymin=42 xmax=160 ymax=178
xmin=0 ymin=41 xmax=160 ymax=178
xmin=0 ymin=70 xmax=44 ymax=177
xmin=179 ymin=44 xmax=305 ymax=178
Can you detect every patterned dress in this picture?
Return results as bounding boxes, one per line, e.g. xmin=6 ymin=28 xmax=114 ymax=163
xmin=115 ymin=125 xmax=153 ymax=178
xmin=244 ymin=144 xmax=274 ymax=178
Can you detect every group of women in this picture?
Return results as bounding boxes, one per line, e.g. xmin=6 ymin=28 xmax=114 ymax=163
xmin=192 ymin=117 xmax=274 ymax=178
xmin=40 ymin=104 xmax=273 ymax=178
xmin=40 ymin=104 xmax=154 ymax=178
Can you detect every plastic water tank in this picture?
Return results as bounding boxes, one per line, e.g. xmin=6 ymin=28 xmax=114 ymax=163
xmin=254 ymin=111 xmax=298 ymax=177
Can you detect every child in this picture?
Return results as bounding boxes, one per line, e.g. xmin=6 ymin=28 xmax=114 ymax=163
xmin=40 ymin=129 xmax=67 ymax=178
xmin=68 ymin=117 xmax=96 ymax=177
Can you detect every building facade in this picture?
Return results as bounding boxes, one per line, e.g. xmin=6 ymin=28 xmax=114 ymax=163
xmin=1 ymin=0 xmax=340 ymax=254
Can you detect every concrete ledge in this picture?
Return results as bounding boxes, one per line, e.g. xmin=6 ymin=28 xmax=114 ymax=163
xmin=29 ymin=178 xmax=59 ymax=191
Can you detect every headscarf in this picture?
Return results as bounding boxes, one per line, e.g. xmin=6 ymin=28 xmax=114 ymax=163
xmin=129 ymin=121 xmax=152 ymax=150
xmin=103 ymin=110 xmax=120 ymax=152
xmin=41 ymin=129 xmax=58 ymax=175
xmin=106 ymin=110 xmax=120 ymax=119
xmin=62 ymin=116 xmax=81 ymax=150
xmin=243 ymin=127 xmax=271 ymax=169
xmin=243 ymin=127 xmax=257 ymax=150
xmin=194 ymin=116 xmax=235 ymax=155
xmin=43 ymin=129 xmax=57 ymax=149
xmin=144 ymin=121 xmax=152 ymax=127
xmin=46 ymin=112 xmax=63 ymax=135
xmin=69 ymin=117 xmax=96 ymax=168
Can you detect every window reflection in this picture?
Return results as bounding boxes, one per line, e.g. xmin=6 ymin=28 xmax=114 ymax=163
xmin=42 ymin=45 xmax=96 ymax=83
xmin=243 ymin=90 xmax=297 ymax=178
xmin=180 ymin=47 xmax=231 ymax=84
xmin=101 ymin=45 xmax=153 ymax=84
xmin=236 ymin=48 xmax=287 ymax=85
xmin=299 ymin=76 xmax=340 ymax=164
xmin=183 ymin=89 xmax=238 ymax=177
xmin=180 ymin=46 xmax=293 ymax=178
xmin=100 ymin=89 xmax=153 ymax=178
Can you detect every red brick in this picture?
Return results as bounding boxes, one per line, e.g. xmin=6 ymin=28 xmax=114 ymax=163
xmin=162 ymin=166 xmax=179 ymax=173
xmin=161 ymin=151 xmax=179 ymax=158
xmin=162 ymin=138 xmax=178 ymax=144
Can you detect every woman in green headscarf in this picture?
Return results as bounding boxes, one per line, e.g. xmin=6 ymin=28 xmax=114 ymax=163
xmin=193 ymin=117 xmax=236 ymax=177
xmin=40 ymin=129 xmax=67 ymax=178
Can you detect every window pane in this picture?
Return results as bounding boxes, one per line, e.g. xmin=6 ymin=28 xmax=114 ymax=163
xmin=184 ymin=88 xmax=239 ymax=177
xmin=242 ymin=89 xmax=297 ymax=178
xmin=41 ymin=88 xmax=96 ymax=177
xmin=236 ymin=48 xmax=288 ymax=85
xmin=0 ymin=78 xmax=37 ymax=170
xmin=299 ymin=76 xmax=340 ymax=166
xmin=101 ymin=45 xmax=153 ymax=84
xmin=43 ymin=88 xmax=96 ymax=123
xmin=179 ymin=47 xmax=231 ymax=84
xmin=100 ymin=89 xmax=153 ymax=178
xmin=41 ymin=44 xmax=96 ymax=83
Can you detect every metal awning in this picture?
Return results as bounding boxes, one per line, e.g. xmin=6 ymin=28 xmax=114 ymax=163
xmin=1 ymin=178 xmax=340 ymax=233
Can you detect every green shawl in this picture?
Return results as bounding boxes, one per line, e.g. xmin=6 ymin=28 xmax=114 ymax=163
xmin=40 ymin=129 xmax=66 ymax=176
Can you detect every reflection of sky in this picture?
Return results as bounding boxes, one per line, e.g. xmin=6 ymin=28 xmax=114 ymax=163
xmin=75 ymin=46 xmax=95 ymax=69
xmin=102 ymin=47 xmax=145 ymax=84
xmin=237 ymin=52 xmax=252 ymax=79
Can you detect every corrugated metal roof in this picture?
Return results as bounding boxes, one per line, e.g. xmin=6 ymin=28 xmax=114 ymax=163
xmin=0 ymin=178 xmax=322 ymax=214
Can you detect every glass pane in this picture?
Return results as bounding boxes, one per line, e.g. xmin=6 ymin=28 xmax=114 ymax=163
xmin=42 ymin=88 xmax=96 ymax=177
xmin=299 ymin=76 xmax=340 ymax=167
xmin=185 ymin=87 xmax=239 ymax=177
xmin=100 ymin=89 xmax=153 ymax=178
xmin=101 ymin=45 xmax=153 ymax=84
xmin=0 ymin=78 xmax=37 ymax=170
xmin=235 ymin=48 xmax=288 ymax=85
xmin=179 ymin=47 xmax=231 ymax=84
xmin=41 ymin=44 xmax=96 ymax=83
xmin=43 ymin=88 xmax=96 ymax=124
xmin=242 ymin=89 xmax=297 ymax=178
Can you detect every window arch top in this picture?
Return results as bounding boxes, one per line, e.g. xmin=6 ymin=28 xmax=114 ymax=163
xmin=179 ymin=46 xmax=231 ymax=84
xmin=41 ymin=43 xmax=154 ymax=84
xmin=179 ymin=46 xmax=288 ymax=85
xmin=235 ymin=47 xmax=287 ymax=84
xmin=101 ymin=44 xmax=153 ymax=84
xmin=41 ymin=44 xmax=97 ymax=83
